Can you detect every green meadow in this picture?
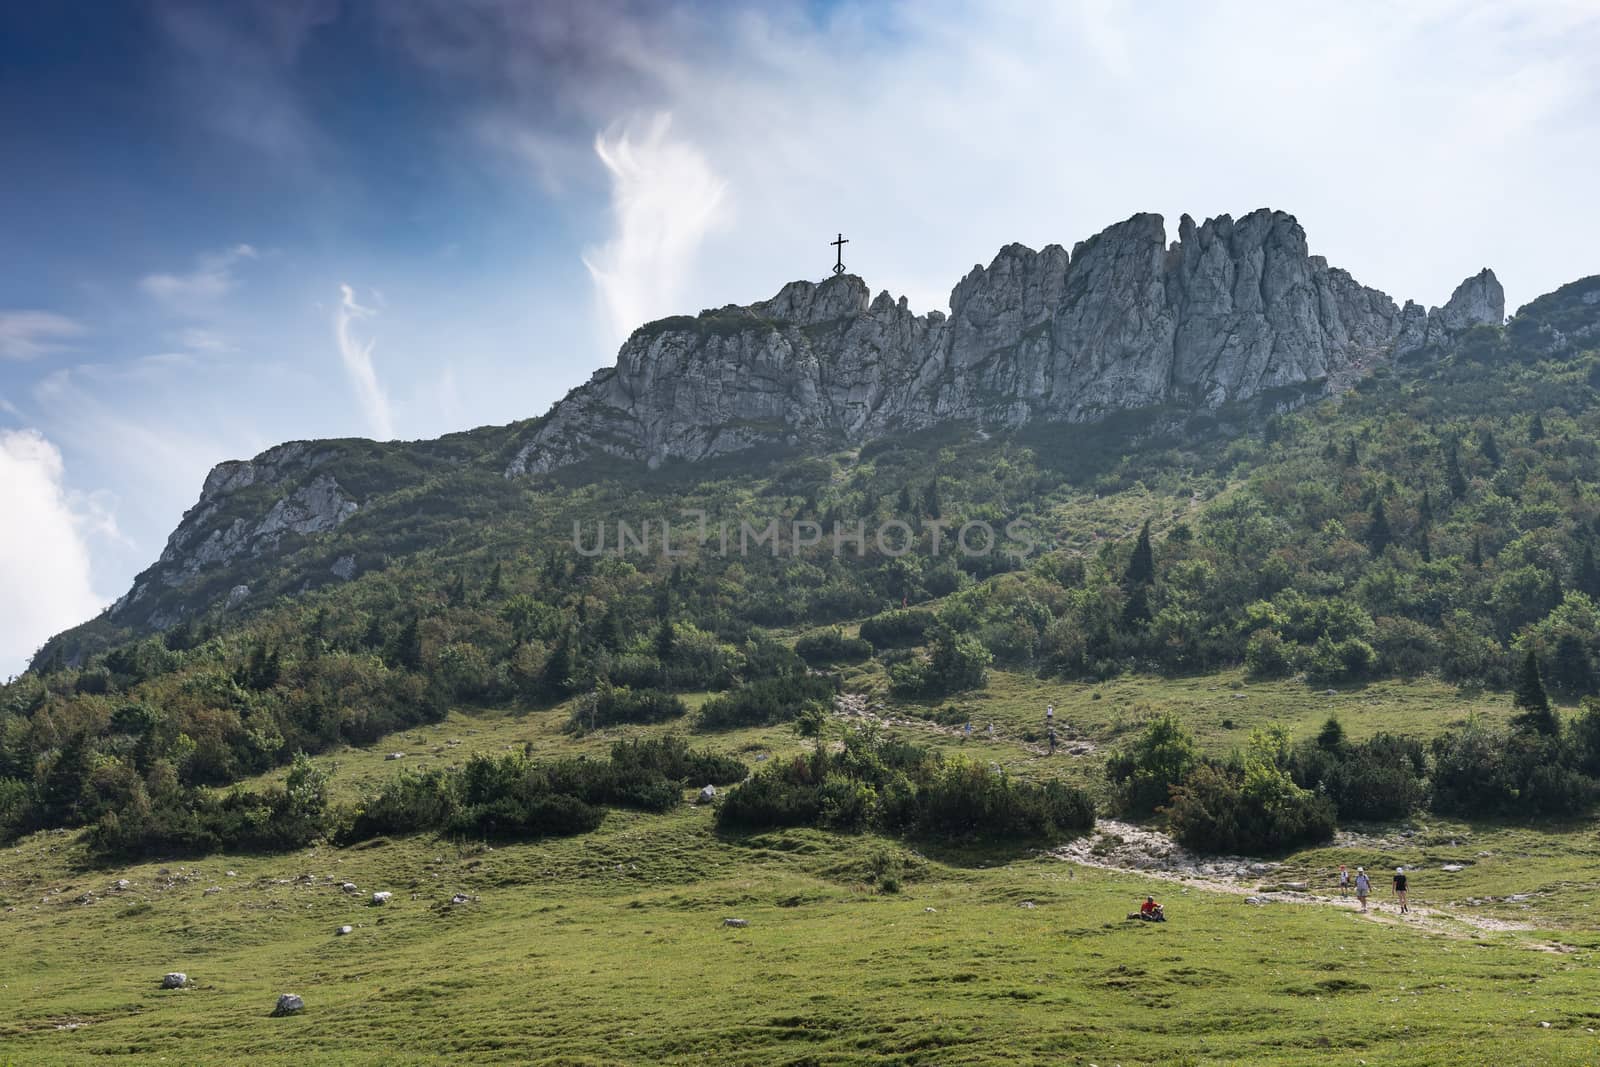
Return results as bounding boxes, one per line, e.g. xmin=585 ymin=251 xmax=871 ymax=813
xmin=6 ymin=671 xmax=1600 ymax=1066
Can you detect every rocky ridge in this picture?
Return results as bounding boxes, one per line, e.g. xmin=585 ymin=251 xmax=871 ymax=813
xmin=506 ymin=208 xmax=1504 ymax=475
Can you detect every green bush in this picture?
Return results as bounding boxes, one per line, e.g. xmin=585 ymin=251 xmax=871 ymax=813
xmin=859 ymin=609 xmax=937 ymax=650
xmin=795 ymin=628 xmax=873 ymax=666
xmin=695 ymin=674 xmax=838 ymax=731
xmin=1104 ymin=713 xmax=1201 ymax=817
xmin=567 ymin=687 xmax=686 ymax=733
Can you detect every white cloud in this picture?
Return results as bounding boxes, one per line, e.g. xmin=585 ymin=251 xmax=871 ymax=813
xmin=335 ymin=285 xmax=396 ymax=440
xmin=582 ymin=113 xmax=729 ymax=346
xmin=140 ymin=243 xmax=258 ymax=315
xmin=176 ymin=327 xmax=234 ymax=352
xmin=0 ymin=310 xmax=84 ymax=361
xmin=0 ymin=429 xmax=108 ymax=679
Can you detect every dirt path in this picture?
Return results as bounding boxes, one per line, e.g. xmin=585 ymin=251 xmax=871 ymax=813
xmin=1044 ymin=820 xmax=1575 ymax=949
xmin=832 ymin=692 xmax=1095 ymax=757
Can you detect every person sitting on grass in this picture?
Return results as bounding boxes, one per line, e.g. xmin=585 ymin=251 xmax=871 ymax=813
xmin=1136 ymin=896 xmax=1165 ymax=922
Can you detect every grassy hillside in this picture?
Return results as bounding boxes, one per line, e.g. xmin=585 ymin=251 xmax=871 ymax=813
xmin=5 ymin=279 xmax=1600 ymax=1062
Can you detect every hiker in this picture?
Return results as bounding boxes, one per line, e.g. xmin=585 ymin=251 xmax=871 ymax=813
xmin=987 ymin=721 xmax=995 ymax=739
xmin=1337 ymin=865 xmax=1350 ymax=896
xmin=1137 ymin=897 xmax=1165 ymax=922
xmin=1046 ymin=703 xmax=1055 ymax=728
xmin=1393 ymin=867 xmax=1409 ymax=914
xmin=1047 ymin=727 xmax=1057 ymax=755
xmin=963 ymin=721 xmax=972 ymax=741
xmin=1354 ymin=867 xmax=1371 ymax=912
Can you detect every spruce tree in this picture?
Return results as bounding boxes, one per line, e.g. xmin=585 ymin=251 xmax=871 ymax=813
xmin=1418 ymin=489 xmax=1433 ymax=531
xmin=1469 ymin=533 xmax=1484 ymax=568
xmin=1480 ymin=429 xmax=1502 ymax=467
xmin=1343 ymin=437 xmax=1360 ymax=466
xmin=486 ymin=561 xmax=503 ymax=598
xmin=1446 ymin=440 xmax=1468 ymax=500
xmin=1578 ymin=543 xmax=1600 ymax=599
xmin=1511 ymin=649 xmax=1558 ymax=734
xmin=448 ymin=571 xmax=466 ymax=607
xmin=924 ymin=479 xmax=942 ymax=519
xmin=1124 ymin=520 xmax=1155 ymax=587
xmin=1529 ymin=412 xmax=1546 ymax=443
xmin=1366 ymin=500 xmax=1393 ymax=555
xmin=1551 ymin=632 xmax=1596 ymax=696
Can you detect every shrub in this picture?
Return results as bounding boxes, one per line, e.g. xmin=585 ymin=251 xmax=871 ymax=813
xmin=859 ymin=609 xmax=937 ymax=650
xmin=794 ymin=628 xmax=873 ymax=666
xmin=1104 ymin=713 xmax=1201 ymax=817
xmin=889 ymin=627 xmax=991 ymax=698
xmin=695 ymin=674 xmax=838 ymax=731
xmin=1165 ymin=758 xmax=1335 ymax=854
xmin=568 ymin=687 xmax=686 ymax=733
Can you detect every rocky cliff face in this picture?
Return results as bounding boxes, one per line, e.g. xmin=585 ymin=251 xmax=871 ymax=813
xmin=507 ymin=209 xmax=1503 ymax=475
xmin=108 ymin=441 xmax=362 ymax=629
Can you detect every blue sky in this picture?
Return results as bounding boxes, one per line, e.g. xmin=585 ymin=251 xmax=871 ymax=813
xmin=3 ymin=0 xmax=1599 ymax=677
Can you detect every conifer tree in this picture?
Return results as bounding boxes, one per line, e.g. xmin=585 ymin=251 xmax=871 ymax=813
xmin=1511 ymin=649 xmax=1558 ymax=734
xmin=1529 ymin=412 xmax=1546 ymax=443
xmin=1446 ymin=440 xmax=1468 ymax=500
xmin=1578 ymin=543 xmax=1600 ymax=599
xmin=1124 ymin=520 xmax=1155 ymax=587
xmin=1366 ymin=500 xmax=1393 ymax=555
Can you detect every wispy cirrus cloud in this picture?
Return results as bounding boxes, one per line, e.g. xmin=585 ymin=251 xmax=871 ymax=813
xmin=0 ymin=310 xmax=85 ymax=361
xmin=582 ymin=114 xmax=728 ymax=346
xmin=140 ymin=243 xmax=258 ymax=315
xmin=335 ymin=284 xmax=395 ymax=440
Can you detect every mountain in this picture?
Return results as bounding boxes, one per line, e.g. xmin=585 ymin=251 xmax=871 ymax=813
xmin=505 ymin=208 xmax=1503 ymax=474
xmin=33 ymin=209 xmax=1584 ymax=673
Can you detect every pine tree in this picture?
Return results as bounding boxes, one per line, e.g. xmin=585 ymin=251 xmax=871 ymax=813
xmin=1419 ymin=531 xmax=1432 ymax=563
xmin=542 ymin=631 xmax=574 ymax=698
xmin=1469 ymin=533 xmax=1484 ymax=568
xmin=1418 ymin=489 xmax=1433 ymax=531
xmin=1120 ymin=584 xmax=1152 ymax=628
xmin=485 ymin=561 xmax=503 ymax=598
xmin=1551 ymin=633 xmax=1596 ymax=696
xmin=1480 ymin=429 xmax=1502 ymax=467
xmin=897 ymin=484 xmax=914 ymax=515
xmin=1315 ymin=716 xmax=1347 ymax=752
xmin=1366 ymin=500 xmax=1393 ymax=555
xmin=1511 ymin=649 xmax=1558 ymax=734
xmin=393 ymin=616 xmax=423 ymax=672
xmin=1529 ymin=412 xmax=1546 ymax=443
xmin=924 ymin=479 xmax=942 ymax=519
xmin=1579 ymin=544 xmax=1600 ymax=599
xmin=1124 ymin=520 xmax=1155 ymax=587
xmin=655 ymin=618 xmax=676 ymax=661
xmin=448 ymin=571 xmax=466 ymax=607
xmin=1446 ymin=440 xmax=1468 ymax=500
xmin=1343 ymin=437 xmax=1360 ymax=466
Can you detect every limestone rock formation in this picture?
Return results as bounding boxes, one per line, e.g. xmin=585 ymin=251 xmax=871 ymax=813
xmin=506 ymin=209 xmax=1502 ymax=476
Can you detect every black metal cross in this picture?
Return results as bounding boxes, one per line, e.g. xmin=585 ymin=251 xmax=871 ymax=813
xmin=830 ymin=233 xmax=849 ymax=276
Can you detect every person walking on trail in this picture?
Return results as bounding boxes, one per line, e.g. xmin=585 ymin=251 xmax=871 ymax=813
xmin=1047 ymin=727 xmax=1058 ymax=755
xmin=963 ymin=721 xmax=972 ymax=742
xmin=1337 ymin=865 xmax=1350 ymax=897
xmin=986 ymin=721 xmax=995 ymax=740
xmin=1354 ymin=867 xmax=1372 ymax=912
xmin=1046 ymin=703 xmax=1055 ymax=728
xmin=1393 ymin=867 xmax=1409 ymax=913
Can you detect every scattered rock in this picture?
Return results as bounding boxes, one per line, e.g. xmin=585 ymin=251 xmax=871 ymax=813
xmin=272 ymin=993 xmax=305 ymax=1016
xmin=1243 ymin=897 xmax=1264 ymax=906
xmin=723 ymin=918 xmax=749 ymax=928
xmin=204 ymin=886 xmax=222 ymax=896
xmin=335 ymin=925 xmax=353 ymax=936
xmin=112 ymin=879 xmax=131 ymax=891
xmin=755 ymin=753 xmax=769 ymax=762
xmin=341 ymin=882 xmax=359 ymax=894
xmin=924 ymin=907 xmax=938 ymax=913
xmin=1442 ymin=864 xmax=1465 ymax=873
xmin=696 ymin=785 xmax=717 ymax=804
xmin=161 ymin=972 xmax=188 ymax=989
xmin=1540 ymin=1021 xmax=1552 ymax=1029
xmin=1018 ymin=900 xmax=1037 ymax=909
xmin=450 ymin=894 xmax=476 ymax=906
xmin=226 ymin=870 xmax=237 ymax=878
xmin=385 ymin=753 xmax=405 ymax=761
xmin=371 ymin=891 xmax=393 ymax=906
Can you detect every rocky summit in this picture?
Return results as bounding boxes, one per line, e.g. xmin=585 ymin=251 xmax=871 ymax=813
xmin=506 ymin=208 xmax=1503 ymax=475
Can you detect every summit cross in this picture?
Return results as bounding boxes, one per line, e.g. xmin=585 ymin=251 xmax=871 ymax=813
xmin=830 ymin=232 xmax=849 ymax=276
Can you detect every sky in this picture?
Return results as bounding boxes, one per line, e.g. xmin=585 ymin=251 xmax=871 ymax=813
xmin=2 ymin=0 xmax=1599 ymax=678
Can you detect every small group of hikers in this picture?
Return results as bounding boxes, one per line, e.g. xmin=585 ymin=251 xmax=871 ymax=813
xmin=1337 ymin=864 xmax=1410 ymax=914
xmin=958 ymin=704 xmax=1064 ymax=754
